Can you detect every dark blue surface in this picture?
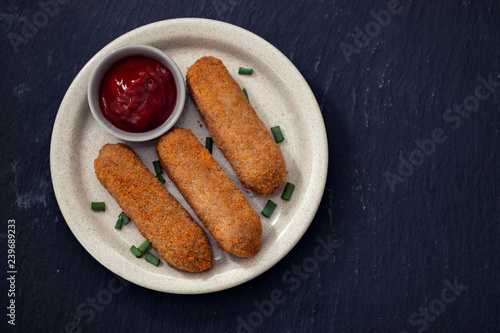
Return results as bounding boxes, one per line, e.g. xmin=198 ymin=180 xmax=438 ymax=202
xmin=1 ymin=1 xmax=499 ymax=332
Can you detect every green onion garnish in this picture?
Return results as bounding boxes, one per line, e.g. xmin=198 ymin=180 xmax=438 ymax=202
xmin=115 ymin=215 xmax=123 ymax=229
xmin=91 ymin=202 xmax=105 ymax=211
xmin=281 ymin=182 xmax=295 ymax=201
xmin=238 ymin=67 xmax=253 ymax=75
xmin=206 ymin=137 xmax=213 ymax=154
xmin=242 ymin=88 xmax=248 ymax=99
xmin=153 ymin=160 xmax=163 ymax=175
xmin=271 ymin=126 xmax=284 ymax=143
xmin=156 ymin=174 xmax=165 ymax=183
xmin=145 ymin=253 xmax=160 ymax=266
xmin=119 ymin=212 xmax=131 ymax=225
xmin=130 ymin=246 xmax=143 ymax=258
xmin=261 ymin=200 xmax=277 ymax=218
xmin=138 ymin=240 xmax=151 ymax=253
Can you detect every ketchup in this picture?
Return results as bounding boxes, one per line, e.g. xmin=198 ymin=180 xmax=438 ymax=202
xmin=99 ymin=56 xmax=177 ymax=133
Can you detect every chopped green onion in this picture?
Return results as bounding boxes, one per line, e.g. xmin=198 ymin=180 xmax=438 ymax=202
xmin=91 ymin=202 xmax=105 ymax=211
xmin=130 ymin=246 xmax=143 ymax=258
xmin=138 ymin=240 xmax=151 ymax=253
xmin=153 ymin=160 xmax=163 ymax=175
xmin=115 ymin=215 xmax=123 ymax=229
xmin=281 ymin=182 xmax=295 ymax=201
xmin=242 ymin=88 xmax=248 ymax=99
xmin=145 ymin=253 xmax=160 ymax=266
xmin=119 ymin=212 xmax=131 ymax=225
xmin=238 ymin=67 xmax=253 ymax=75
xmin=205 ymin=137 xmax=213 ymax=154
xmin=271 ymin=126 xmax=284 ymax=143
xmin=156 ymin=174 xmax=165 ymax=183
xmin=261 ymin=200 xmax=277 ymax=217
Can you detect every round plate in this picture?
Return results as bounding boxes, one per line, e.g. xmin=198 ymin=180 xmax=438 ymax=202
xmin=50 ymin=18 xmax=328 ymax=294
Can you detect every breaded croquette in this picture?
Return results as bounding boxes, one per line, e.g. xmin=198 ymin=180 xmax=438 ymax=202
xmin=94 ymin=143 xmax=212 ymax=273
xmin=186 ymin=56 xmax=286 ymax=196
xmin=156 ymin=128 xmax=262 ymax=257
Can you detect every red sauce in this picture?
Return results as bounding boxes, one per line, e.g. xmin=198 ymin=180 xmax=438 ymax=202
xmin=99 ymin=56 xmax=177 ymax=133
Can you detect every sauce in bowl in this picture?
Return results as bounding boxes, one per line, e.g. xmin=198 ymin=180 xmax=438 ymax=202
xmin=99 ymin=56 xmax=177 ymax=133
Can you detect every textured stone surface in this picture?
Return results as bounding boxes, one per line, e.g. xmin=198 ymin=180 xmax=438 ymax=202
xmin=1 ymin=0 xmax=499 ymax=332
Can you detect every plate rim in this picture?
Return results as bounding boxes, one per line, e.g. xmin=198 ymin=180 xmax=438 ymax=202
xmin=50 ymin=18 xmax=329 ymax=294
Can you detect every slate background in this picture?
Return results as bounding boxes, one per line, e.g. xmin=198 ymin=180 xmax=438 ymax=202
xmin=1 ymin=0 xmax=499 ymax=332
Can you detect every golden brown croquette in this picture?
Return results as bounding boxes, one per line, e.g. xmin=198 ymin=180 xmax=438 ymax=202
xmin=156 ymin=128 xmax=262 ymax=257
xmin=186 ymin=56 xmax=286 ymax=196
xmin=94 ymin=143 xmax=212 ymax=273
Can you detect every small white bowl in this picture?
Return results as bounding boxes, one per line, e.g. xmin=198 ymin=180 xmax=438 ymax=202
xmin=88 ymin=44 xmax=185 ymax=142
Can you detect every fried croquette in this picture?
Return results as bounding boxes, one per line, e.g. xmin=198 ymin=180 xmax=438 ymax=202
xmin=186 ymin=56 xmax=286 ymax=196
xmin=94 ymin=143 xmax=212 ymax=273
xmin=156 ymin=128 xmax=262 ymax=257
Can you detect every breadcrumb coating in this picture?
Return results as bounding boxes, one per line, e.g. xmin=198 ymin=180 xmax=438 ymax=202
xmin=186 ymin=56 xmax=286 ymax=196
xmin=94 ymin=143 xmax=212 ymax=273
xmin=156 ymin=128 xmax=262 ymax=257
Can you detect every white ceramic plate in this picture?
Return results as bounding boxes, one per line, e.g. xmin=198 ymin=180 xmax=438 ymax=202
xmin=50 ymin=18 xmax=328 ymax=294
